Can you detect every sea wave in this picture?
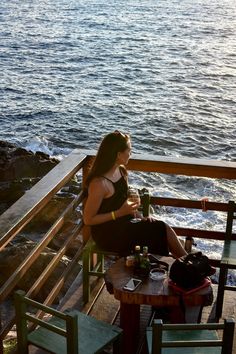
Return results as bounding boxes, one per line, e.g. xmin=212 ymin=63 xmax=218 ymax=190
xmin=0 ymin=0 xmax=235 ymax=282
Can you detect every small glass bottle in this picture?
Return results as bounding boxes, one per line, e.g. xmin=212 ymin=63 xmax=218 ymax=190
xmin=142 ymin=246 xmax=149 ymax=257
xmin=126 ymin=255 xmax=135 ymax=267
xmin=134 ymin=245 xmax=141 ymax=269
xmin=141 ymin=246 xmax=150 ymax=274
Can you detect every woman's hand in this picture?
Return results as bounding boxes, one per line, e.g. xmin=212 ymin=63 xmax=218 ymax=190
xmin=117 ymin=199 xmax=139 ymax=217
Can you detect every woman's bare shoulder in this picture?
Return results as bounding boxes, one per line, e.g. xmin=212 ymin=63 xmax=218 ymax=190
xmin=88 ymin=177 xmax=106 ymax=191
xmin=88 ymin=177 xmax=112 ymax=198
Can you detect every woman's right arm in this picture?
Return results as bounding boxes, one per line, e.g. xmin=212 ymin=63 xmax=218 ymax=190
xmin=83 ymin=179 xmax=137 ymax=225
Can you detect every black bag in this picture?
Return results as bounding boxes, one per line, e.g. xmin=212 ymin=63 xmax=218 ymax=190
xmin=169 ymin=252 xmax=213 ymax=290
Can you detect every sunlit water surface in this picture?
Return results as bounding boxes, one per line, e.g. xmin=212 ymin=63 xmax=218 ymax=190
xmin=0 ymin=0 xmax=235 ymax=281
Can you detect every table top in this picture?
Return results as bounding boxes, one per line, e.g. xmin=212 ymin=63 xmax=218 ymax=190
xmin=105 ymin=256 xmax=213 ymax=307
xmin=105 ymin=256 xmax=179 ymax=307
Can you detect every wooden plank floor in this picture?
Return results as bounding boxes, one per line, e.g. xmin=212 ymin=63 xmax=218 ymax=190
xmin=25 ymin=269 xmax=236 ymax=354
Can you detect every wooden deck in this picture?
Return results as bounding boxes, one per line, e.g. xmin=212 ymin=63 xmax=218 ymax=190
xmin=24 ymin=262 xmax=236 ymax=354
xmin=1 ymin=150 xmax=236 ymax=353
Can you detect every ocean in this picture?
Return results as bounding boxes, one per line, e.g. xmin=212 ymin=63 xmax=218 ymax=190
xmin=0 ymin=0 xmax=236 ymax=277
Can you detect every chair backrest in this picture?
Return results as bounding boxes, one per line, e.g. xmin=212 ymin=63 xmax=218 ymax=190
xmin=14 ymin=290 xmax=79 ymax=354
xmin=147 ymin=318 xmax=235 ymax=354
xmin=225 ymin=200 xmax=236 ymax=241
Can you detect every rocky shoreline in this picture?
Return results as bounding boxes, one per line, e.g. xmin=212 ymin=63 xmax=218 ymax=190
xmin=0 ymin=140 xmax=59 ymax=214
xmin=0 ymin=141 xmax=83 ymax=308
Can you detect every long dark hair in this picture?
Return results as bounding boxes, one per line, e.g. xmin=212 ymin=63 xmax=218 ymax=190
xmin=85 ymin=131 xmax=130 ymax=188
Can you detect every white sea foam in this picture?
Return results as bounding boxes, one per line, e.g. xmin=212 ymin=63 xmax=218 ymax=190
xmin=25 ymin=136 xmax=53 ymax=156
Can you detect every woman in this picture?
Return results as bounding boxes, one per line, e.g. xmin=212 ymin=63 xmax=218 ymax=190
xmin=83 ymin=131 xmax=186 ymax=258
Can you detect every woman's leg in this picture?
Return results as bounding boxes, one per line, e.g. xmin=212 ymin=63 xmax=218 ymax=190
xmin=165 ymin=223 xmax=187 ymax=258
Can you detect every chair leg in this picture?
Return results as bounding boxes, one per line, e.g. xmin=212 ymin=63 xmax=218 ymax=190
xmin=197 ymin=305 xmax=203 ymax=323
xmin=113 ymin=333 xmax=123 ymax=354
xmin=215 ymin=264 xmax=228 ymax=321
xmin=14 ymin=291 xmax=29 ymax=354
xmin=97 ymin=253 xmax=105 ymax=272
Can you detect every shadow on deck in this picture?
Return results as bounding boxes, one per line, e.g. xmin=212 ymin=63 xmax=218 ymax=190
xmin=24 ymin=258 xmax=236 ymax=354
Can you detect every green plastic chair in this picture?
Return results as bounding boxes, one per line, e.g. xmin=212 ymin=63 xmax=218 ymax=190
xmin=82 ymin=237 xmax=119 ymax=303
xmin=146 ymin=318 xmax=235 ymax=354
xmin=14 ymin=290 xmax=123 ymax=354
xmin=215 ymin=200 xmax=236 ymax=321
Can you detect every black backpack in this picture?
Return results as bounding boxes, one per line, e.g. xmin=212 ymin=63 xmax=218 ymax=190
xmin=169 ymin=252 xmax=213 ymax=290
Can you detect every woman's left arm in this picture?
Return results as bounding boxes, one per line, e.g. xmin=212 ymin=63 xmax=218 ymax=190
xmin=83 ymin=178 xmax=111 ymax=225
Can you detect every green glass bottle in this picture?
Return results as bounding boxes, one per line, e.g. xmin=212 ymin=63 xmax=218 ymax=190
xmin=134 ymin=245 xmax=141 ymax=270
xmin=142 ymin=191 xmax=150 ymax=217
xmin=140 ymin=246 xmax=151 ymax=276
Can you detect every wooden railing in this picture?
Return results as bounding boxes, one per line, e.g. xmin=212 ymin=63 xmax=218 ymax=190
xmin=0 ymin=149 xmax=235 ymax=352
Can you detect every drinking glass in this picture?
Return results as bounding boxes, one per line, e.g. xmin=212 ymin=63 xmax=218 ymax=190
xmin=127 ymin=188 xmax=141 ymax=223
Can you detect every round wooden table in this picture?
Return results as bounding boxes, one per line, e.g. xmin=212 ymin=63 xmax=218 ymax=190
xmin=105 ymin=256 xmax=213 ymax=354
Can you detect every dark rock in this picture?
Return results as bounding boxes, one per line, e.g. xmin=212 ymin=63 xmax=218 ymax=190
xmin=48 ymin=220 xmax=83 ymax=257
xmin=23 ymin=194 xmax=76 ymax=232
xmin=0 ymin=140 xmax=83 ymax=305
xmin=0 ymin=140 xmax=58 ymax=182
xmin=0 ymin=242 xmax=81 ymax=302
xmin=0 ymin=140 xmax=59 ymax=214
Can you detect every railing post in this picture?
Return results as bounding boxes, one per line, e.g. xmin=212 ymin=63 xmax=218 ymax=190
xmin=82 ymin=156 xmax=94 ymax=244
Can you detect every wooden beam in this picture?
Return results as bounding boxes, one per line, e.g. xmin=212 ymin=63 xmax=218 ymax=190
xmin=150 ymin=197 xmax=230 ymax=212
xmin=82 ymin=150 xmax=236 ymax=179
xmin=127 ymin=154 xmax=236 ymax=179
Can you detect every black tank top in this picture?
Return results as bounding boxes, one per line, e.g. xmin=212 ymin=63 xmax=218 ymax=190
xmin=98 ymin=175 xmax=128 ymax=213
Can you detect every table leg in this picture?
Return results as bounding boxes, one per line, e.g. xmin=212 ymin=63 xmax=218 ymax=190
xmin=168 ymin=305 xmax=185 ymax=323
xmin=120 ymin=302 xmax=140 ymax=354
